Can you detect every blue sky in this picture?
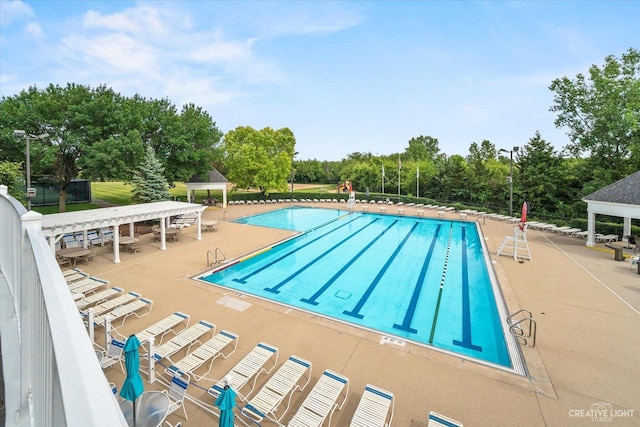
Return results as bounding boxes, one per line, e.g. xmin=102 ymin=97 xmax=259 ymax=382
xmin=1 ymin=1 xmax=638 ymax=161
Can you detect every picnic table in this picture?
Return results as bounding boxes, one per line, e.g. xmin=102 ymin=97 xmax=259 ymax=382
xmin=56 ymin=247 xmax=91 ymax=267
xmin=201 ymin=221 xmax=219 ymax=232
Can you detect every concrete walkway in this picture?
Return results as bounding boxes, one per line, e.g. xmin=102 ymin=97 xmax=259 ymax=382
xmin=84 ymin=202 xmax=639 ymax=426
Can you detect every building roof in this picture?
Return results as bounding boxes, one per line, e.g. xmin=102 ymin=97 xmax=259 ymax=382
xmin=187 ymin=168 xmax=228 ymax=184
xmin=40 ymin=201 xmax=205 ymax=237
xmin=583 ymin=170 xmax=640 ymax=206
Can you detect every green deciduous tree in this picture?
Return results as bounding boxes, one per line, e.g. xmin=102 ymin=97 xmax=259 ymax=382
xmin=0 ymin=84 xmax=222 ymax=211
xmin=222 ymin=126 xmax=296 ymax=194
xmin=515 ymin=131 xmax=566 ymax=217
xmin=0 ymin=161 xmax=25 ymax=202
xmin=549 ymin=47 xmax=640 ymax=184
xmin=404 ymin=135 xmax=441 ymax=161
xmin=130 ymin=146 xmax=171 ymax=203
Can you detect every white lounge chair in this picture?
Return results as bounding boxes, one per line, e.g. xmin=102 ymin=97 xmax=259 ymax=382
xmin=166 ymin=330 xmax=238 ymax=381
xmin=99 ymin=337 xmax=126 ymax=372
xmin=286 ymin=369 xmax=349 ymax=427
xmin=84 ymin=291 xmax=140 ymax=318
xmin=93 ymin=297 xmax=153 ymax=328
xmin=65 ymin=270 xmax=89 ymax=284
xmin=62 ymin=268 xmax=83 ymax=277
xmin=135 ymin=311 xmax=190 ymax=345
xmin=428 ymin=411 xmax=463 ymax=427
xmin=152 ymin=320 xmax=216 ymax=362
xmin=208 ymin=342 xmax=279 ymax=401
xmin=350 ymin=384 xmax=394 ymax=427
xmin=69 ymin=277 xmax=110 ymax=295
xmin=241 ymin=355 xmax=312 ymax=424
xmin=558 ymin=228 xmax=582 ymax=235
xmin=76 ymin=287 xmax=123 ymax=310
xmin=597 ymin=234 xmax=619 ymax=243
xmin=162 ymin=374 xmax=190 ymax=420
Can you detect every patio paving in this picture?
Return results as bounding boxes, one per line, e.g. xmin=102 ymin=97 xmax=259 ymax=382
xmin=83 ymin=202 xmax=639 ymax=426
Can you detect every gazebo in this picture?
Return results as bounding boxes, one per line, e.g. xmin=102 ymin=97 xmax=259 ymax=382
xmin=582 ymin=170 xmax=640 ymax=247
xmin=185 ymin=168 xmax=228 ymax=208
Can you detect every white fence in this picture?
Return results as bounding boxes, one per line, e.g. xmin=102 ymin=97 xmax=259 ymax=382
xmin=0 ymin=185 xmax=125 ymax=426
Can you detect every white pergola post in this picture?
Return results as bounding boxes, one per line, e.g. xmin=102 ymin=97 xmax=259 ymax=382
xmin=586 ymin=210 xmax=597 ymax=247
xmin=113 ymin=225 xmax=121 ymax=263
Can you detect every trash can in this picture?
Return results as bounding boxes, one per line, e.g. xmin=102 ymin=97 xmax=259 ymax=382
xmin=614 ymin=247 xmax=624 ymax=261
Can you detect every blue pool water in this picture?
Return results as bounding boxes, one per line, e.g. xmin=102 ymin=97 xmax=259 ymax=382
xmin=232 ymin=206 xmax=351 ymax=231
xmin=200 ymin=207 xmax=513 ymax=368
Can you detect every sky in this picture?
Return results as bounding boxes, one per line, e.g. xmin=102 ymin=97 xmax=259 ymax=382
xmin=1 ymin=1 xmax=639 ymax=161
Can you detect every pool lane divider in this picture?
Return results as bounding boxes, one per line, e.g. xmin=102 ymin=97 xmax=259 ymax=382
xmin=232 ymin=214 xmax=362 ymax=284
xmin=301 ymin=219 xmax=399 ymax=306
xmin=394 ymin=223 xmax=443 ymax=334
xmin=264 ymin=218 xmax=381 ymax=294
xmin=343 ymin=221 xmax=420 ymax=319
xmin=427 ymin=223 xmax=452 ymax=343
xmin=452 ymin=226 xmax=482 ymax=351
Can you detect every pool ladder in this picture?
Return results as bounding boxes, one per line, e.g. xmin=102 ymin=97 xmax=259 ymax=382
xmin=507 ymin=309 xmax=537 ymax=347
xmin=207 ymin=248 xmax=226 ymax=266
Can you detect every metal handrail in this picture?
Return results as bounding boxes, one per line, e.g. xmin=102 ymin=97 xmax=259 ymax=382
xmin=507 ymin=309 xmax=536 ymax=347
xmin=207 ymin=248 xmax=226 ymax=266
xmin=215 ymin=247 xmax=225 ymax=264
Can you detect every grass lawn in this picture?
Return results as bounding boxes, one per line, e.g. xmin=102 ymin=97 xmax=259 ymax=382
xmin=32 ymin=182 xmax=339 ymax=214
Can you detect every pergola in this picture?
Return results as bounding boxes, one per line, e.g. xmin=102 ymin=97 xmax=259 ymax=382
xmin=41 ymin=201 xmax=206 ymax=263
xmin=185 ymin=168 xmax=228 ymax=207
xmin=582 ymin=170 xmax=640 ymax=247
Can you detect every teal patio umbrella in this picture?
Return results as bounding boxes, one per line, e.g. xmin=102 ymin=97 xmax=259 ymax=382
xmin=120 ymin=334 xmax=144 ymax=427
xmin=214 ymin=376 xmax=237 ymax=427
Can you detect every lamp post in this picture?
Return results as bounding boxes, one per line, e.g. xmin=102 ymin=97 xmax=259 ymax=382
xmin=499 ymin=146 xmax=519 ymax=217
xmin=13 ymin=130 xmax=49 ymax=211
xmin=290 ymin=151 xmax=299 ymax=194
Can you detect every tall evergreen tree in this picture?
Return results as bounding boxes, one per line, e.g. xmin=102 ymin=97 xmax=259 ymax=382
xmin=130 ymin=146 xmax=170 ymax=203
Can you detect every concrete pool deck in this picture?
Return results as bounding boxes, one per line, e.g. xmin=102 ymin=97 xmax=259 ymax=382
xmin=85 ymin=202 xmax=639 ymax=426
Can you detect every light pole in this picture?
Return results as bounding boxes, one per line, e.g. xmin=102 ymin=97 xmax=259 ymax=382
xmin=499 ymin=146 xmax=519 ymax=217
xmin=13 ymin=130 xmax=49 ymax=211
xmin=290 ymin=151 xmax=299 ymax=194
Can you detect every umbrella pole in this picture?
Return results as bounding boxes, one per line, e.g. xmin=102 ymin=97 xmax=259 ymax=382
xmin=133 ymin=398 xmax=136 ymax=427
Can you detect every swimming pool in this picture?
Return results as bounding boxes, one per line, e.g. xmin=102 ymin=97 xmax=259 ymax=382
xmin=199 ymin=207 xmax=521 ymax=371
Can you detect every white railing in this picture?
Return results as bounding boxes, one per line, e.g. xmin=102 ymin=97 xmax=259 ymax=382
xmin=0 ymin=185 xmax=126 ymax=426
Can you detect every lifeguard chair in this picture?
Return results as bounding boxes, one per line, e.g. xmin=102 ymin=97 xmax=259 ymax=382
xmin=347 ymin=191 xmax=356 ymax=210
xmin=497 ymin=224 xmax=531 ymax=261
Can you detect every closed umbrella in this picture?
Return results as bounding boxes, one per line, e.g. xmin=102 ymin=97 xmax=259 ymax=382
xmin=520 ymin=201 xmax=528 ymax=230
xmin=120 ymin=335 xmax=144 ymax=427
xmin=214 ymin=375 xmax=237 ymax=427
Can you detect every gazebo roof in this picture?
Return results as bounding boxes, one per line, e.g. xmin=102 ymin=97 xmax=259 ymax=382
xmin=187 ymin=168 xmax=228 ymax=183
xmin=583 ymin=170 xmax=640 ymax=205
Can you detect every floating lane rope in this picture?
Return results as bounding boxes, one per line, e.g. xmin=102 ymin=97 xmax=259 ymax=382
xmin=428 ymin=222 xmax=453 ymax=344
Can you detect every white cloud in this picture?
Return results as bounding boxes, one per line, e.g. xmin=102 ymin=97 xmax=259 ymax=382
xmin=82 ymin=5 xmax=167 ymax=38
xmin=24 ymin=22 xmax=43 ymax=37
xmin=61 ymin=32 xmax=160 ymax=75
xmin=0 ymin=0 xmax=33 ymax=26
xmin=189 ymin=34 xmax=255 ymax=63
